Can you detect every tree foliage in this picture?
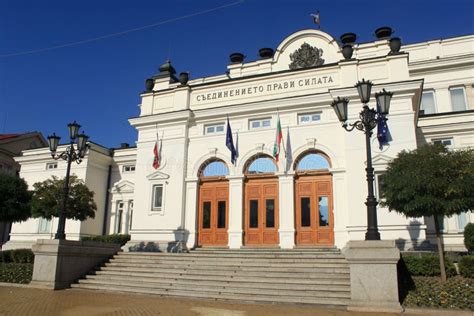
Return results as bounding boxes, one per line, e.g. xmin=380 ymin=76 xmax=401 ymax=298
xmin=381 ymin=144 xmax=474 ymax=282
xmin=0 ymin=173 xmax=31 ymax=222
xmin=31 ymin=175 xmax=97 ymax=221
xmin=381 ymin=144 xmax=474 ymax=218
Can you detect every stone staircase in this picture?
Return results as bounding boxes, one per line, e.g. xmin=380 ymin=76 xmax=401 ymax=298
xmin=72 ymin=248 xmax=351 ymax=306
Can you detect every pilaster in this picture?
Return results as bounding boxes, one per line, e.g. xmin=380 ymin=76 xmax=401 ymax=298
xmin=227 ymin=175 xmax=244 ymax=249
xmin=338 ymin=59 xmax=359 ymax=87
xmin=184 ymin=178 xmax=199 ymax=249
xmin=278 ymin=172 xmax=295 ymax=249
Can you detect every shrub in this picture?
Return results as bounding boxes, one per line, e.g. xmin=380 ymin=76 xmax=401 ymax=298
xmin=0 ymin=263 xmax=33 ymax=284
xmin=10 ymin=249 xmax=34 ymax=263
xmin=0 ymin=250 xmax=13 ymax=263
xmin=0 ymin=249 xmax=34 ymax=264
xmin=464 ymin=223 xmax=474 ymax=253
xmin=403 ymin=276 xmax=474 ymax=310
xmin=459 ymin=255 xmax=474 ymax=278
xmin=402 ymin=254 xmax=456 ymax=277
xmin=82 ymin=234 xmax=130 ymax=246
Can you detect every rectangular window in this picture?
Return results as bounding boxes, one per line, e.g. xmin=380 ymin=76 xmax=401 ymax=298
xmin=152 ymin=184 xmax=163 ymax=210
xmin=376 ymin=174 xmax=386 ymax=200
xmin=318 ymin=196 xmax=329 ymax=227
xmin=301 ymin=197 xmax=311 ymax=227
xmin=115 ymin=202 xmax=124 ymax=233
xmin=205 ymin=123 xmax=225 ymax=134
xmin=202 ymin=201 xmax=211 ymax=229
xmin=217 ymin=201 xmax=226 ymax=229
xmin=265 ymin=199 xmax=275 ymax=228
xmin=46 ymin=162 xmax=58 ymax=170
xmin=433 ymin=138 xmax=454 ymax=149
xmin=298 ymin=113 xmax=321 ymax=125
xmin=123 ymin=165 xmax=135 ymax=172
xmin=128 ymin=201 xmax=134 ymax=231
xmin=38 ymin=217 xmax=51 ymax=233
xmin=420 ymin=91 xmax=437 ymax=115
xmin=249 ymin=200 xmax=259 ymax=228
xmin=249 ymin=118 xmax=271 ymax=130
xmin=456 ymin=212 xmax=469 ymax=231
xmin=450 ymin=87 xmax=467 ymax=112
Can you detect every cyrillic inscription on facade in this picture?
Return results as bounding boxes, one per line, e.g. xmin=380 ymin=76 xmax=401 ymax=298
xmin=195 ymin=74 xmax=337 ymax=103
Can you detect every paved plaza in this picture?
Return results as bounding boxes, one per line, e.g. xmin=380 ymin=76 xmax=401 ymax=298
xmin=0 ymin=285 xmax=470 ymax=316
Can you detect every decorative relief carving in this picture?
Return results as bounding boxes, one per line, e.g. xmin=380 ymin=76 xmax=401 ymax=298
xmin=289 ymin=43 xmax=324 ymax=69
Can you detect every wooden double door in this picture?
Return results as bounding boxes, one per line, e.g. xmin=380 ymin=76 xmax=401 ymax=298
xmin=295 ymin=174 xmax=334 ymax=246
xmin=244 ymin=177 xmax=279 ymax=246
xmin=198 ymin=180 xmax=229 ymax=246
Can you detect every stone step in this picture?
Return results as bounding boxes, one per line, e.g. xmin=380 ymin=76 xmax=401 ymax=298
xmin=192 ymin=247 xmax=338 ymax=252
xmin=77 ymin=278 xmax=350 ymax=299
xmin=117 ymin=253 xmax=344 ymax=261
xmin=110 ymin=256 xmax=347 ymax=264
xmin=94 ymin=270 xmax=350 ymax=284
xmin=122 ymin=251 xmax=340 ymax=257
xmin=100 ymin=266 xmax=349 ymax=278
xmin=106 ymin=260 xmax=349 ymax=269
xmin=71 ymin=283 xmax=350 ymax=306
xmin=103 ymin=262 xmax=349 ymax=273
xmin=85 ymin=274 xmax=350 ymax=291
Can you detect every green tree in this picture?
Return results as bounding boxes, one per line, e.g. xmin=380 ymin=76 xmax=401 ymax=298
xmin=0 ymin=173 xmax=31 ymax=222
xmin=31 ymin=175 xmax=97 ymax=221
xmin=381 ymin=144 xmax=474 ymax=282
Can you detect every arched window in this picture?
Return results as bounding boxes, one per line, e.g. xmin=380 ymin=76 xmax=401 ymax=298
xmin=200 ymin=160 xmax=229 ymax=177
xmin=245 ymin=155 xmax=277 ymax=174
xmin=296 ymin=153 xmax=330 ymax=171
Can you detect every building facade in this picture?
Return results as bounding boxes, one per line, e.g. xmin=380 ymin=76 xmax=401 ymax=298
xmin=4 ymin=29 xmax=473 ymax=251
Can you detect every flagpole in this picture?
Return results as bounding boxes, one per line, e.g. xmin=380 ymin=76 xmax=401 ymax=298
xmin=281 ymin=125 xmax=286 ymax=158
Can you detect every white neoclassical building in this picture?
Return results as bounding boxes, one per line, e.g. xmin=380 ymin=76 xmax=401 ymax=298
xmin=4 ymin=28 xmax=473 ymax=252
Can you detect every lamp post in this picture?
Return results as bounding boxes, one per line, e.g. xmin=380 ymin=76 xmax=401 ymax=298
xmin=331 ymin=79 xmax=393 ymax=240
xmin=47 ymin=121 xmax=90 ymax=240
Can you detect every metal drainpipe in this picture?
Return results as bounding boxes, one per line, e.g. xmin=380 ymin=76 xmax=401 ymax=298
xmin=102 ymin=164 xmax=113 ymax=235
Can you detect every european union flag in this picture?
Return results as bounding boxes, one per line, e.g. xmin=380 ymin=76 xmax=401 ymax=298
xmin=377 ymin=114 xmax=391 ymax=149
xmin=226 ymin=118 xmax=237 ymax=165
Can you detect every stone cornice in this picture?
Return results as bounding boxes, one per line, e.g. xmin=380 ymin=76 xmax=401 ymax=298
xmin=409 ymin=54 xmax=474 ymax=74
xmin=128 ymin=110 xmax=192 ymax=128
xmin=329 ymin=79 xmax=423 ymax=100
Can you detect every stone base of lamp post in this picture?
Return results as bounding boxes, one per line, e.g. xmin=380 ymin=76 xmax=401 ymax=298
xmin=344 ymin=240 xmax=402 ymax=313
xmin=30 ymin=239 xmax=121 ymax=290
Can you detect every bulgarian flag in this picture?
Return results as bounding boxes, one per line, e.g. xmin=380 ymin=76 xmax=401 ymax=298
xmin=152 ymin=132 xmax=161 ymax=169
xmin=273 ymin=115 xmax=283 ymax=162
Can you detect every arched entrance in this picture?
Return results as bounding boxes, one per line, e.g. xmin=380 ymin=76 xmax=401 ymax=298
xmin=294 ymin=151 xmax=334 ymax=246
xmin=244 ymin=154 xmax=279 ymax=246
xmin=197 ymin=159 xmax=229 ymax=247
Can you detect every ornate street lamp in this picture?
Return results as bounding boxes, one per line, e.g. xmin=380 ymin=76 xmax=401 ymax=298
xmin=331 ymin=80 xmax=393 ymax=240
xmin=47 ymin=121 xmax=90 ymax=240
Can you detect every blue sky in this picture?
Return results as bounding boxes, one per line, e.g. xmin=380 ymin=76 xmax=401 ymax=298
xmin=1 ymin=0 xmax=473 ymax=148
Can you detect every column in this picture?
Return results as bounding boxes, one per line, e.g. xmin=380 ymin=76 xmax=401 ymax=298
xmin=278 ymin=172 xmax=295 ymax=249
xmin=227 ymin=175 xmax=244 ymax=249
xmin=331 ymin=169 xmax=350 ymax=249
xmin=183 ymin=178 xmax=199 ymax=249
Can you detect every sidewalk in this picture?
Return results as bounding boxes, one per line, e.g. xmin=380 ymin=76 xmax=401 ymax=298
xmin=0 ymin=285 xmax=470 ymax=316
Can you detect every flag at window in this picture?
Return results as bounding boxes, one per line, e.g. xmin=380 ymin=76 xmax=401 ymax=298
xmin=226 ymin=117 xmax=237 ymax=165
xmin=273 ymin=114 xmax=283 ymax=162
xmin=153 ymin=132 xmax=162 ymax=169
xmin=377 ymin=115 xmax=391 ymax=149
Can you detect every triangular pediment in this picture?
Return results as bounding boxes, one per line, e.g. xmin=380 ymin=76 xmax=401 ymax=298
xmin=111 ymin=180 xmax=135 ymax=194
xmin=146 ymin=170 xmax=170 ymax=180
xmin=372 ymin=154 xmax=394 ymax=166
